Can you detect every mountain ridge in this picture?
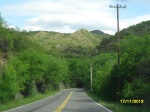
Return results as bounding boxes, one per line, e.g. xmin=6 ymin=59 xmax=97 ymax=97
xmin=27 ymin=29 xmax=110 ymax=52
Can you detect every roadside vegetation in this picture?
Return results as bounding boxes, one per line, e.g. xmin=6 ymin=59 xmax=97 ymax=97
xmin=0 ymin=90 xmax=58 ymax=111
xmin=0 ymin=15 xmax=69 ymax=105
xmin=0 ymin=14 xmax=149 ymax=112
xmin=87 ymin=92 xmax=150 ymax=112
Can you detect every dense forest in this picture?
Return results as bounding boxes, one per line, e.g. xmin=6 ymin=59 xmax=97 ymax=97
xmin=0 ymin=14 xmax=149 ymax=108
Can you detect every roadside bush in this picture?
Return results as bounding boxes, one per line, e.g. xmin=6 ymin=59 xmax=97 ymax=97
xmin=0 ymin=63 xmax=18 ymax=103
xmin=120 ymin=34 xmax=150 ymax=106
xmin=92 ymin=53 xmax=117 ymax=100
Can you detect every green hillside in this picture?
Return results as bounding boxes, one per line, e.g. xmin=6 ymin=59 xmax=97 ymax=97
xmin=96 ymin=20 xmax=150 ymax=53
xmin=27 ymin=29 xmax=109 ymax=51
xmin=119 ymin=20 xmax=150 ymax=38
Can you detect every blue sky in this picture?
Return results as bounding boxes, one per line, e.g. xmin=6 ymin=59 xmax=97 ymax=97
xmin=0 ymin=0 xmax=150 ymax=34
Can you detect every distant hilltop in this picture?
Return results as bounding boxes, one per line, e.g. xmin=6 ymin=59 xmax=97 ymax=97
xmin=90 ymin=30 xmax=105 ymax=34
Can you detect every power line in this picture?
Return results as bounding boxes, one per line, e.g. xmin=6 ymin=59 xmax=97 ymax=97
xmin=109 ymin=4 xmax=126 ymax=100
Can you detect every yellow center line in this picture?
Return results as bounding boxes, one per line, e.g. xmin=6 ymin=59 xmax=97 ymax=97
xmin=55 ymin=91 xmax=73 ymax=112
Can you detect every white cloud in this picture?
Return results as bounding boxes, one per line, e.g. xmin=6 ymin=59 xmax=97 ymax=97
xmin=11 ymin=0 xmax=115 ymax=34
xmin=1 ymin=0 xmax=150 ymax=34
xmin=120 ymin=14 xmax=150 ymax=31
xmin=1 ymin=0 xmax=66 ymax=15
xmin=2 ymin=0 xmax=112 ymax=16
xmin=0 ymin=0 xmax=118 ymax=34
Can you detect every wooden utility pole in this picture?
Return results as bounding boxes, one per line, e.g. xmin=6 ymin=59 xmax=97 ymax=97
xmin=109 ymin=4 xmax=126 ymax=99
xmin=90 ymin=63 xmax=92 ymax=92
xmin=110 ymin=4 xmax=126 ymax=64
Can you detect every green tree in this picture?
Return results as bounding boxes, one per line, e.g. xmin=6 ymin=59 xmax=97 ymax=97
xmin=43 ymin=56 xmax=68 ymax=89
xmin=120 ymin=34 xmax=150 ymax=106
xmin=91 ymin=53 xmax=117 ymax=100
xmin=68 ymin=57 xmax=90 ymax=88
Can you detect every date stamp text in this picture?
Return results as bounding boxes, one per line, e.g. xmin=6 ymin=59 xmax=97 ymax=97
xmin=120 ymin=99 xmax=144 ymax=104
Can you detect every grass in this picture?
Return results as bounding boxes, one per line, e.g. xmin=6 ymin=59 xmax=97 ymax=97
xmin=86 ymin=92 xmax=150 ymax=112
xmin=0 ymin=90 xmax=58 ymax=112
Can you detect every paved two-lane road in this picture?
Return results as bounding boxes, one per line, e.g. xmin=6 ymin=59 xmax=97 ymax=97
xmin=5 ymin=89 xmax=112 ymax=112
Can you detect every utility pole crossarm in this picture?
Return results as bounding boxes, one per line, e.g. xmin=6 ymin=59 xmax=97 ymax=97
xmin=109 ymin=4 xmax=126 ymax=8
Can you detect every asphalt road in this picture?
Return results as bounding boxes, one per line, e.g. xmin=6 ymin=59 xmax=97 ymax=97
xmin=5 ymin=88 xmax=112 ymax=112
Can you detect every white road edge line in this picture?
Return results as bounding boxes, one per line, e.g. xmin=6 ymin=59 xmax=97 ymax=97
xmin=5 ymin=89 xmax=74 ymax=112
xmin=4 ymin=90 xmax=63 ymax=112
xmin=84 ymin=92 xmax=113 ymax=112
